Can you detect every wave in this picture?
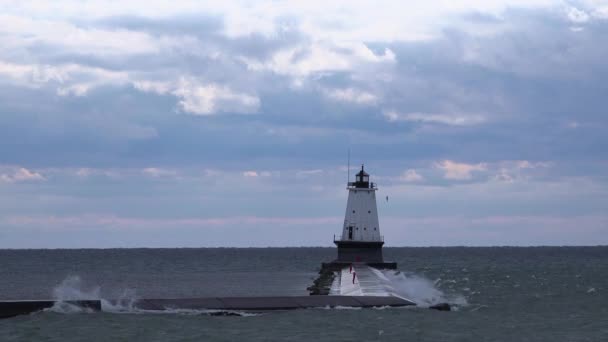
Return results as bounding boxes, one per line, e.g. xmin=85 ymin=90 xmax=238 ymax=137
xmin=380 ymin=270 xmax=468 ymax=307
xmin=48 ymin=275 xmax=259 ymax=317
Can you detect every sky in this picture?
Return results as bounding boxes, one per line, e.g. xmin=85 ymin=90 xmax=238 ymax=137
xmin=1 ymin=0 xmax=607 ymax=248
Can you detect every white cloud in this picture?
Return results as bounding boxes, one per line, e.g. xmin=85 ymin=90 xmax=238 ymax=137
xmin=2 ymin=214 xmax=342 ymax=230
xmin=491 ymin=160 xmax=552 ymax=182
xmin=384 ymin=110 xmax=485 ymax=126
xmin=132 ymin=80 xmax=173 ymax=95
xmin=2 ymin=0 xmax=598 ymax=116
xmin=173 ymin=78 xmax=260 ymax=115
xmin=592 ymin=5 xmax=608 ymax=19
xmin=242 ymin=43 xmax=395 ymax=78
xmin=75 ymin=168 xmax=92 ymax=178
xmin=240 ymin=170 xmax=273 ymax=178
xmin=0 ymin=61 xmax=65 ymax=85
xmin=324 ymin=87 xmax=378 ymax=105
xmin=0 ymin=60 xmax=129 ymax=95
xmin=142 ymin=167 xmax=178 ymax=178
xmin=435 ymin=160 xmax=487 ymax=180
xmin=0 ymin=14 xmax=160 ymax=56
xmin=400 ymin=169 xmax=424 ymax=182
xmin=0 ymin=60 xmax=260 ymax=115
xmin=72 ymin=167 xmax=123 ymax=179
xmin=133 ymin=78 xmax=261 ymax=115
xmin=0 ymin=167 xmax=45 ymax=183
xmin=1 ymin=0 xmax=562 ymax=42
xmin=296 ymin=169 xmax=323 ymax=177
xmin=567 ymin=6 xmax=590 ymax=23
xmin=515 ymin=160 xmax=551 ymax=169
xmin=243 ymin=171 xmax=258 ymax=177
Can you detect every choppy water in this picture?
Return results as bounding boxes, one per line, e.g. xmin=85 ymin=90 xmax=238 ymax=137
xmin=1 ymin=247 xmax=607 ymax=341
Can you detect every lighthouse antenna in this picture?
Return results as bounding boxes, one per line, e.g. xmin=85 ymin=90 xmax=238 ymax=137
xmin=347 ymin=148 xmax=351 ymax=184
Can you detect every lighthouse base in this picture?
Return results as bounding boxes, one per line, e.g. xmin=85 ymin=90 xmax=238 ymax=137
xmin=333 ymin=240 xmax=385 ymax=263
xmin=308 ymin=240 xmax=397 ymax=295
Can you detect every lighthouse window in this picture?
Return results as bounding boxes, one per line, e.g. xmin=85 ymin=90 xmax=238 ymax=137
xmin=352 ymin=210 xmax=355 ymax=213
xmin=374 ymin=227 xmax=377 ymax=230
xmin=364 ymin=227 xmax=366 ymax=230
xmin=368 ymin=210 xmax=371 ymax=214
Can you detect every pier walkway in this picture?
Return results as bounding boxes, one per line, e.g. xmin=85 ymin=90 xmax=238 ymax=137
xmin=331 ymin=264 xmax=414 ymax=303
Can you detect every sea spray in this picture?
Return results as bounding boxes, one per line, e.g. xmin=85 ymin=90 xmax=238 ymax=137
xmin=48 ymin=275 xmax=255 ymax=316
xmin=52 ymin=275 xmax=100 ymax=300
xmin=49 ymin=275 xmax=101 ymax=313
xmin=49 ymin=275 xmax=139 ymax=313
xmin=100 ymin=288 xmax=139 ymax=313
xmin=381 ymin=270 xmax=468 ymax=307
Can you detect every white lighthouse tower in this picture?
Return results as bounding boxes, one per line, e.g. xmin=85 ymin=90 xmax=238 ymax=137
xmin=333 ymin=165 xmax=386 ymax=264
xmin=311 ymin=164 xmax=396 ymax=294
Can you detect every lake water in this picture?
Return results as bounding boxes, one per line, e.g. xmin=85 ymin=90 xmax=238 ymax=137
xmin=1 ymin=247 xmax=607 ymax=341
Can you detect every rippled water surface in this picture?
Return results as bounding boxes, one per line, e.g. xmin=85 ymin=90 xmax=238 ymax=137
xmin=1 ymin=247 xmax=607 ymax=341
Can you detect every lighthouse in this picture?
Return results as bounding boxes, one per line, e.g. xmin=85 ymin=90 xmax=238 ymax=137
xmin=333 ymin=165 xmax=388 ymax=264
xmin=309 ymin=164 xmax=396 ymax=295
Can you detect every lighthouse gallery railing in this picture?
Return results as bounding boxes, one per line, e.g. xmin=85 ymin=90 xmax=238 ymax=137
xmin=334 ymin=234 xmax=384 ymax=242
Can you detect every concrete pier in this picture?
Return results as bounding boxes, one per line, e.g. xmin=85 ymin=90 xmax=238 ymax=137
xmin=132 ymin=295 xmax=414 ymax=311
xmin=0 ymin=300 xmax=101 ymax=319
xmin=1 ymin=295 xmax=415 ymax=319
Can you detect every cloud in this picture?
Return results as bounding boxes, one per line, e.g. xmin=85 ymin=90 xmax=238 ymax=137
xmin=243 ymin=171 xmax=258 ymax=177
xmin=142 ymin=167 xmax=178 ymax=178
xmin=400 ymin=169 xmax=424 ymax=182
xmin=1 ymin=1 xmax=608 ymax=248
xmin=4 ymin=213 xmax=607 ymax=246
xmin=0 ymin=60 xmax=129 ymax=96
xmin=0 ymin=61 xmax=260 ymax=115
xmin=324 ymin=87 xmax=378 ymax=105
xmin=71 ymin=168 xmax=124 ymax=179
xmin=295 ymin=169 xmax=323 ymax=177
xmin=566 ymin=6 xmax=590 ymax=23
xmin=380 ymin=215 xmax=608 ymax=246
xmin=384 ymin=110 xmax=485 ymax=126
xmin=173 ymin=78 xmax=260 ymax=115
xmin=491 ymin=160 xmax=552 ymax=182
xmin=1 ymin=4 xmax=606 ymax=169
xmin=515 ymin=160 xmax=552 ymax=169
xmin=430 ymin=160 xmax=550 ymax=183
xmin=2 ymin=214 xmax=342 ymax=230
xmin=132 ymin=80 xmax=173 ymax=95
xmin=0 ymin=14 xmax=161 ymax=57
xmin=241 ymin=43 xmax=395 ymax=78
xmin=435 ymin=160 xmax=488 ymax=180
xmin=0 ymin=61 xmax=65 ymax=85
xmin=133 ymin=77 xmax=261 ymax=115
xmin=0 ymin=167 xmax=45 ymax=183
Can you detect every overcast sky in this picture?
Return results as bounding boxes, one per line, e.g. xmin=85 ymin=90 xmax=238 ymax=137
xmin=1 ymin=0 xmax=607 ymax=248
